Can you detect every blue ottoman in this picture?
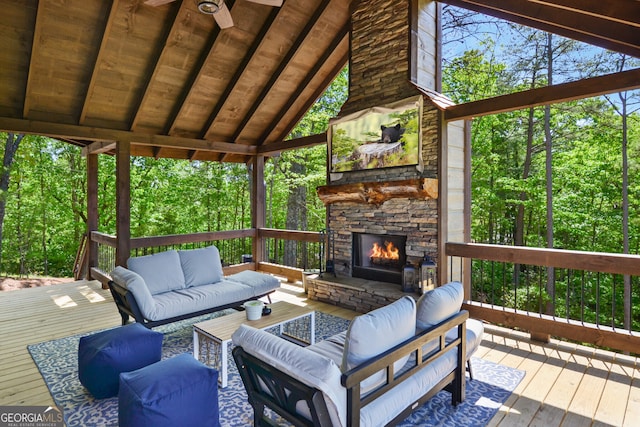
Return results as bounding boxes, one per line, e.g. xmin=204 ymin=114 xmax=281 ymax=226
xmin=78 ymin=323 xmax=163 ymax=399
xmin=118 ymin=354 xmax=220 ymax=427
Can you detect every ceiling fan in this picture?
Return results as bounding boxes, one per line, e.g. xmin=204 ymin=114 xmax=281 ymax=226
xmin=145 ymin=0 xmax=283 ymax=29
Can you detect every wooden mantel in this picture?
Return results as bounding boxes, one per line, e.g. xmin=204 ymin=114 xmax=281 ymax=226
xmin=317 ymin=178 xmax=438 ymax=206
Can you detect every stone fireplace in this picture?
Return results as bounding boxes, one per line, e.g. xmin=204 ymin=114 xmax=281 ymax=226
xmin=306 ymin=1 xmax=465 ymax=313
xmin=319 ymin=0 xmax=440 ymax=278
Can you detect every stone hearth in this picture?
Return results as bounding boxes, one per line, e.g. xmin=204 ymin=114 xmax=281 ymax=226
xmin=304 ymin=274 xmax=419 ymax=314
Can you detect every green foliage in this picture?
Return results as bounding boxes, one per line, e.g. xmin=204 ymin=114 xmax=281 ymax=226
xmin=442 ymin=8 xmax=640 ymax=331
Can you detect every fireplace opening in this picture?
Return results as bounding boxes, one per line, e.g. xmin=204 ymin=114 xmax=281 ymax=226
xmin=352 ymin=233 xmax=407 ymax=284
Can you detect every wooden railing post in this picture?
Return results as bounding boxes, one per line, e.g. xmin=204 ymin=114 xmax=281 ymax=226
xmin=115 ymin=140 xmax=131 ymax=268
xmin=251 ymin=155 xmax=265 ymax=265
xmin=86 ymin=152 xmax=99 ymax=281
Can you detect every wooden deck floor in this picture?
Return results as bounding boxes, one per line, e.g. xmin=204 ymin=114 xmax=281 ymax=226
xmin=1 ymin=279 xmax=638 ymax=426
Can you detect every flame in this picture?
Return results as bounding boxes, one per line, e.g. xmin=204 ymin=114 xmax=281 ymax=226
xmin=369 ymin=241 xmax=400 ymax=260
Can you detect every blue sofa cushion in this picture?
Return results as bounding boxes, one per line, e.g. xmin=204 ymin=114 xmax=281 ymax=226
xmin=226 ymin=270 xmax=280 ymax=296
xmin=111 ymin=266 xmax=157 ymax=319
xmin=78 ymin=323 xmax=163 ymax=399
xmin=341 ymin=296 xmax=416 ymax=394
xmin=128 ymin=250 xmax=186 ymax=295
xmin=178 ymin=245 xmax=224 ymax=287
xmin=149 ymin=281 xmax=254 ymax=321
xmin=118 ymin=354 xmax=220 ymax=427
xmin=416 ymin=281 xmax=464 ymax=330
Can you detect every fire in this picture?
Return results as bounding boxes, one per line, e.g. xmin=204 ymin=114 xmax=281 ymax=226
xmin=369 ymin=241 xmax=400 ymax=260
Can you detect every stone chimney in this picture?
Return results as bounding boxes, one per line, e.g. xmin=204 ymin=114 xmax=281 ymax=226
xmin=321 ymin=0 xmax=442 ymax=279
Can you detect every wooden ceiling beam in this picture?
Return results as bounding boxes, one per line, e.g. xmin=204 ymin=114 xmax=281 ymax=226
xmin=81 ymin=141 xmax=117 ymax=156
xmin=199 ymin=3 xmax=281 ymax=139
xmin=228 ymin=0 xmax=333 ymax=142
xmin=259 ymin=22 xmax=349 ymax=145
xmin=145 ymin=0 xmax=176 ymax=6
xmin=0 ymin=117 xmax=256 ymax=155
xmin=22 ymin=0 xmax=45 ymax=119
xmin=439 ymin=0 xmax=640 ymax=58
xmin=220 ymin=153 xmax=234 ymax=163
xmin=444 ymin=68 xmax=640 ymax=121
xmin=258 ymin=133 xmax=327 ymax=156
xmin=79 ymin=0 xmax=118 ymax=125
xmin=129 ymin=1 xmax=183 ymax=131
xmin=529 ymin=0 xmax=640 ymax=28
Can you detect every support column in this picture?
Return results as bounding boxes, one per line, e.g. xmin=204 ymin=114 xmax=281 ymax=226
xmin=251 ymin=155 xmax=266 ymax=267
xmin=115 ymin=141 xmax=131 ymax=268
xmin=86 ymin=153 xmax=99 ymax=281
xmin=437 ymin=109 xmax=447 ymax=287
xmin=463 ymin=119 xmax=472 ymax=298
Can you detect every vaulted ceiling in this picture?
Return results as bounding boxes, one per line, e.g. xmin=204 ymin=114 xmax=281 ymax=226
xmin=0 ymin=0 xmax=638 ymax=163
xmin=0 ymin=0 xmax=351 ymax=162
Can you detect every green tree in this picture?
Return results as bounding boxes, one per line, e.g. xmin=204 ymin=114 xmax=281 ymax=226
xmin=0 ymin=133 xmax=24 ymax=273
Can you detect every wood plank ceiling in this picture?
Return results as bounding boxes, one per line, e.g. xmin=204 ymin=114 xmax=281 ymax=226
xmin=0 ymin=0 xmax=351 ymax=162
xmin=0 ymin=0 xmax=638 ymax=162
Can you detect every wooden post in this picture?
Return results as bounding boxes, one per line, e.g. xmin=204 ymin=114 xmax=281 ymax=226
xmin=437 ymin=109 xmax=447 ymax=286
xmin=251 ymin=155 xmax=266 ymax=267
xmin=115 ymin=141 xmax=131 ymax=268
xmin=86 ymin=153 xmax=99 ymax=282
xmin=463 ymin=119 xmax=472 ymax=298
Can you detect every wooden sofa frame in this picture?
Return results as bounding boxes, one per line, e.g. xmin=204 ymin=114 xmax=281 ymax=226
xmin=107 ymin=280 xmax=274 ymax=328
xmin=232 ymin=310 xmax=469 ymax=427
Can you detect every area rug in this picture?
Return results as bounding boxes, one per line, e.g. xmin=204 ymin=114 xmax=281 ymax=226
xmin=29 ymin=312 xmax=524 ymax=426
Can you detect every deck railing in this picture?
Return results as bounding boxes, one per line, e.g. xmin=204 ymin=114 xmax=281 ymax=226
xmin=446 ymin=242 xmax=640 ymax=354
xmin=260 ymin=228 xmax=324 ymax=271
xmin=89 ymin=228 xmax=323 ymax=285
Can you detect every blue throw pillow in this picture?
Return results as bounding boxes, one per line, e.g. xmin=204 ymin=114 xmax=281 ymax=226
xmin=178 ymin=245 xmax=224 ymax=287
xmin=127 ymin=250 xmax=186 ymax=295
xmin=416 ymin=281 xmax=464 ymax=330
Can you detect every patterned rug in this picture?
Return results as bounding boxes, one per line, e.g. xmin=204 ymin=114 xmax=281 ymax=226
xmin=29 ymin=311 xmax=524 ymax=426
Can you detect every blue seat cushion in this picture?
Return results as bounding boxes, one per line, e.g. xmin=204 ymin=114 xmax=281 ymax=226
xmin=118 ymin=353 xmax=220 ymax=427
xmin=78 ymin=323 xmax=163 ymax=399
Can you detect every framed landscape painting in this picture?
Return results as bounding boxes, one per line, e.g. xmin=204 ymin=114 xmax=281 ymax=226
xmin=329 ymin=96 xmax=422 ymax=173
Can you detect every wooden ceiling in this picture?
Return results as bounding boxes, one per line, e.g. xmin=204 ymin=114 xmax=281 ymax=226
xmin=0 ymin=0 xmax=351 ymax=162
xmin=0 ymin=0 xmax=638 ymax=163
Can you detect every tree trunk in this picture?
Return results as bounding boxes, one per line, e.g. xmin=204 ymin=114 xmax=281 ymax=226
xmin=0 ymin=133 xmax=24 ymax=271
xmin=513 ymin=73 xmax=537 ymax=285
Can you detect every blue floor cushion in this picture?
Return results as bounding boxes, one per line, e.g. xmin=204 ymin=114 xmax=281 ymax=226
xmin=118 ymin=353 xmax=220 ymax=427
xmin=78 ymin=323 xmax=163 ymax=399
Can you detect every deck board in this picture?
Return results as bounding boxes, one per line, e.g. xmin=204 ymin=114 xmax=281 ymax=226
xmin=593 ymin=360 xmax=633 ymax=426
xmin=0 ymin=279 xmax=638 ymax=425
xmin=624 ymin=372 xmax=640 ymax=427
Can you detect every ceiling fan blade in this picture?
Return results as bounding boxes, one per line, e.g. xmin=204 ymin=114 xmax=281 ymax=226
xmin=247 ymin=0 xmax=283 ymax=6
xmin=144 ymin=0 xmax=177 ymax=6
xmin=213 ymin=3 xmax=234 ymax=29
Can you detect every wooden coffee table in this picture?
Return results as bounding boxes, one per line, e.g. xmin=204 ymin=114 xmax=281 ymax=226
xmin=192 ymin=301 xmax=315 ymax=387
